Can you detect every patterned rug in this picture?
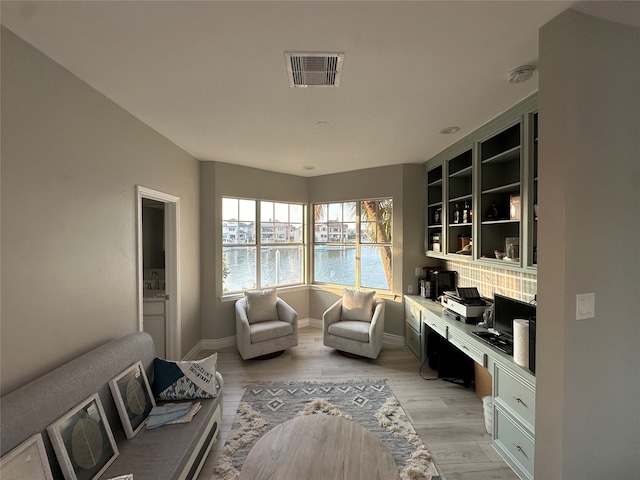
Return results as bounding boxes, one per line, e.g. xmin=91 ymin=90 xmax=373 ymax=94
xmin=213 ymin=379 xmax=440 ymax=480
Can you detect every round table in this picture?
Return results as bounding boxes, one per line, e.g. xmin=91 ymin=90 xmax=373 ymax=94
xmin=239 ymin=414 xmax=400 ymax=480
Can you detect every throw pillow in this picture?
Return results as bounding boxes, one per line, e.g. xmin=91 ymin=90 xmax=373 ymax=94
xmin=245 ymin=288 xmax=278 ymax=324
xmin=342 ymin=289 xmax=376 ymax=322
xmin=152 ymin=353 xmax=218 ymax=401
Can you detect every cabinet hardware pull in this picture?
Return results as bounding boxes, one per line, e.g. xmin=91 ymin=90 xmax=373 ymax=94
xmin=461 ymin=345 xmax=468 ymax=350
xmin=513 ymin=443 xmax=523 ymax=452
xmin=513 ymin=396 xmax=524 ymax=404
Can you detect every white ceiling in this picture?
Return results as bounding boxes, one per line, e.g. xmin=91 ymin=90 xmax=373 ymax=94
xmin=2 ymin=0 xmax=633 ymax=177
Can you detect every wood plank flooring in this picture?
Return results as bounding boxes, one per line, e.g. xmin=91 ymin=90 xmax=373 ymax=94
xmin=197 ymin=326 xmax=519 ymax=480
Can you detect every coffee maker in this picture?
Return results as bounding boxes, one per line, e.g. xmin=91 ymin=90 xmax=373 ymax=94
xmin=420 ymin=270 xmax=457 ymax=300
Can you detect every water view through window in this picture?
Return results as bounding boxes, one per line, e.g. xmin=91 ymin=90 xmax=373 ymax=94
xmin=223 ymin=245 xmax=390 ymax=292
xmin=222 ymin=197 xmax=392 ymax=293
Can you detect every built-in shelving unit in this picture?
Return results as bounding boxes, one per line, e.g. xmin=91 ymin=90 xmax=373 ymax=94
xmin=529 ymin=112 xmax=538 ymax=268
xmin=447 ymin=148 xmax=473 ymax=256
xmin=423 ymin=94 xmax=538 ymax=273
xmin=479 ymin=122 xmax=522 ymax=264
xmin=426 ymin=165 xmax=443 ymax=255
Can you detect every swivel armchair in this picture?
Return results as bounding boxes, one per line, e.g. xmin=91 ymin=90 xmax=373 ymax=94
xmin=235 ymin=289 xmax=298 ymax=360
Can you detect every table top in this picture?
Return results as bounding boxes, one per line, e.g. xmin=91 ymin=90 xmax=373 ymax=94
xmin=239 ymin=414 xmax=400 ymax=480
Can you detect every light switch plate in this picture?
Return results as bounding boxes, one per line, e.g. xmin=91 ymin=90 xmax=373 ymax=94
xmin=408 ymin=285 xmax=413 ymax=294
xmin=576 ymin=293 xmax=595 ymax=320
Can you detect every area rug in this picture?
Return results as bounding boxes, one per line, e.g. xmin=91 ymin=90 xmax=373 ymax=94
xmin=213 ymin=379 xmax=440 ymax=480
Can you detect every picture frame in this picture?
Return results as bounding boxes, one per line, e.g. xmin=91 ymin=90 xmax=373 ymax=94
xmin=0 ymin=433 xmax=54 ymax=480
xmin=109 ymin=361 xmax=156 ymax=438
xmin=47 ymin=393 xmax=119 ymax=480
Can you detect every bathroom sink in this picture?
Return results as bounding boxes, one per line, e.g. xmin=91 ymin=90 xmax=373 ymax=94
xmin=143 ymin=290 xmax=165 ymax=299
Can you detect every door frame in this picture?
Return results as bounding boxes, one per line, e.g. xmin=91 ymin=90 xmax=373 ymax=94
xmin=136 ymin=185 xmax=181 ymax=360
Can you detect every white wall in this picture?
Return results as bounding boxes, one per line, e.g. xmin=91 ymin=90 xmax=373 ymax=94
xmin=1 ymin=28 xmax=202 ymax=394
xmin=536 ymin=9 xmax=640 ymax=478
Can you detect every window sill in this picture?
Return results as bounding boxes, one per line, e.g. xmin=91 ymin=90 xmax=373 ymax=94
xmin=220 ymin=284 xmax=309 ymax=303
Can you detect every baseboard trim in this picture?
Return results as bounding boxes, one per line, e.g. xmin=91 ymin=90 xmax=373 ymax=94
xmin=187 ymin=320 xmax=406 ymax=358
xmin=383 ymin=332 xmax=405 ymax=346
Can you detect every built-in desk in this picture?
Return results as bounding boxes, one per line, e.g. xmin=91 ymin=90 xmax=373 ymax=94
xmin=404 ymin=295 xmax=535 ymax=480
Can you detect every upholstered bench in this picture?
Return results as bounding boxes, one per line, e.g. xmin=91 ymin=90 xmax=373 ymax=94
xmin=0 ymin=332 xmax=223 ymax=480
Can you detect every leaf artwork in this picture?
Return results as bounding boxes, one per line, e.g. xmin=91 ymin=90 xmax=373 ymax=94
xmin=125 ymin=376 xmax=146 ymax=415
xmin=71 ymin=418 xmax=103 ymax=469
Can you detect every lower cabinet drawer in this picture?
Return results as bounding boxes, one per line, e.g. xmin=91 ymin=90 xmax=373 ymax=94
xmin=405 ymin=303 xmax=422 ymax=333
xmin=423 ymin=313 xmax=447 ymax=339
xmin=493 ymin=405 xmax=535 ymax=480
xmin=405 ymin=322 xmax=423 ymax=362
xmin=144 ymin=301 xmax=165 ymax=315
xmin=448 ymin=331 xmax=487 ymax=367
xmin=494 ymin=362 xmax=536 ymax=429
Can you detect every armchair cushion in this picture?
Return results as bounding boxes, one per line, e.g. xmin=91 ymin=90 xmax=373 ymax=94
xmin=342 ymin=289 xmax=375 ymax=322
xmin=250 ymin=320 xmax=294 ymax=343
xmin=328 ymin=320 xmax=370 ymax=343
xmin=245 ymin=288 xmax=278 ymax=324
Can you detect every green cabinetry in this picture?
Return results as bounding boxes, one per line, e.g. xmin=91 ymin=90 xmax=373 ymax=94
xmin=424 ymin=94 xmax=538 ymax=272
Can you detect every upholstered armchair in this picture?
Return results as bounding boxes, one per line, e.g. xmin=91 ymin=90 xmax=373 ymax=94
xmin=323 ymin=289 xmax=385 ymax=359
xmin=235 ymin=289 xmax=298 ymax=360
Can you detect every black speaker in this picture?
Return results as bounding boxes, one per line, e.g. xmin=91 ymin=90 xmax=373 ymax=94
xmin=529 ymin=317 xmax=536 ymax=374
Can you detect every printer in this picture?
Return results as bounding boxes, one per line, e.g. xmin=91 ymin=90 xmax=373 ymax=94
xmin=441 ymin=287 xmax=490 ymax=325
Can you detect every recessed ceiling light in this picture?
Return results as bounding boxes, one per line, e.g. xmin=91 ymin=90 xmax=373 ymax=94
xmin=440 ymin=126 xmax=461 ymax=135
xmin=508 ymin=65 xmax=535 ymax=84
xmin=303 ymin=166 xmax=316 ymax=171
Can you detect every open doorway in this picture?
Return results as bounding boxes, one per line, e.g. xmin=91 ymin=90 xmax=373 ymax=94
xmin=137 ymin=186 xmax=181 ymax=360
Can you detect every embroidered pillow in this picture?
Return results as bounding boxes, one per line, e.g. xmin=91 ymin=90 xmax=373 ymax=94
xmin=342 ymin=289 xmax=376 ymax=322
xmin=152 ymin=353 xmax=218 ymax=401
xmin=245 ymin=288 xmax=278 ymax=324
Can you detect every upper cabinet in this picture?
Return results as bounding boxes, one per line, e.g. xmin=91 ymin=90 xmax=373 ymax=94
xmin=424 ymin=94 xmax=538 ymax=273
xmin=478 ymin=122 xmax=522 ymax=264
xmin=447 ymin=148 xmax=473 ymax=256
xmin=426 ymin=165 xmax=443 ymax=256
xmin=527 ymin=111 xmax=538 ymax=269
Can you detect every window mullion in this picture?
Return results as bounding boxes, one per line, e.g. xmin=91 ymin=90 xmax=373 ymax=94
xmin=355 ymin=202 xmax=361 ymax=289
xmin=256 ymin=201 xmax=262 ymax=289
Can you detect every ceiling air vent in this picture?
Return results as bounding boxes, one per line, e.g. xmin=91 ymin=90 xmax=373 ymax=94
xmin=285 ymin=52 xmax=344 ymax=88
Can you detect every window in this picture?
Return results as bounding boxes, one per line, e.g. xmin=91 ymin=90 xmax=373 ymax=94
xmin=313 ymin=199 xmax=392 ymax=290
xmin=222 ymin=197 xmax=305 ymax=293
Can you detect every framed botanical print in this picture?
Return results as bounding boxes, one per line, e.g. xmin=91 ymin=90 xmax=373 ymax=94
xmin=109 ymin=361 xmax=155 ymax=438
xmin=0 ymin=433 xmax=54 ymax=480
xmin=47 ymin=393 xmax=118 ymax=480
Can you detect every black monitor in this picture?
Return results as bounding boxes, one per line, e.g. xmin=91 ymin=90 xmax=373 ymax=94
xmin=493 ymin=294 xmax=536 ymax=341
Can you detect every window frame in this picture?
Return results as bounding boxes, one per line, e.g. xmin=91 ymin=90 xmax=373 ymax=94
xmin=312 ymin=198 xmax=393 ymax=291
xmin=222 ymin=197 xmax=306 ymax=294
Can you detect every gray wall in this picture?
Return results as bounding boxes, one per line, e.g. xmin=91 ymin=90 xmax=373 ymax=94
xmin=536 ymin=9 xmax=640 ymax=478
xmin=200 ymin=161 xmax=310 ymax=340
xmin=1 ymin=28 xmax=202 ymax=395
xmin=199 ymin=162 xmax=425 ymax=341
xmin=308 ymin=164 xmax=425 ymax=337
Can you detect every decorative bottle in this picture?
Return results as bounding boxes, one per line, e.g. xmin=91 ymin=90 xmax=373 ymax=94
xmin=453 ymin=203 xmax=460 ymax=224
xmin=462 ymin=201 xmax=470 ymax=223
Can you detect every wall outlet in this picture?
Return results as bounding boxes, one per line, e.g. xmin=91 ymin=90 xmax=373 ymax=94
xmin=407 ymin=285 xmax=413 ymax=294
xmin=576 ymin=293 xmax=595 ymax=320
xmin=415 ymin=267 xmax=422 ymax=277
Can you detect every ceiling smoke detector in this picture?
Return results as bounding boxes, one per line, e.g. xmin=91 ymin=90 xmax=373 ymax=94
xmin=508 ymin=65 xmax=535 ymax=84
xmin=285 ymin=52 xmax=344 ymax=88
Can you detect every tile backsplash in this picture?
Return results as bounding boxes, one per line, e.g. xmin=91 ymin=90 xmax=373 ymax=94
xmin=443 ymin=259 xmax=537 ymax=303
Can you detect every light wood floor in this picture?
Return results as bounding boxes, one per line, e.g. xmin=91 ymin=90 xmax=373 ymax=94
xmin=197 ymin=326 xmax=518 ymax=480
